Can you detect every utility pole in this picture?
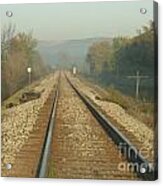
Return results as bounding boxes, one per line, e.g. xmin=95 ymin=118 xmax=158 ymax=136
xmin=127 ymin=71 xmax=148 ymax=99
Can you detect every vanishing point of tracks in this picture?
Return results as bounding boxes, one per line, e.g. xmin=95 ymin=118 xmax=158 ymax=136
xmin=4 ymin=71 xmax=156 ymax=180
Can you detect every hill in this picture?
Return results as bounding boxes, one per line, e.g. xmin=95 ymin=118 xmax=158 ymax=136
xmin=37 ymin=37 xmax=112 ymax=71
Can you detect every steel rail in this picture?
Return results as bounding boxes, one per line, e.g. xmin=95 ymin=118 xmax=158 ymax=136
xmin=36 ymin=73 xmax=60 ymax=178
xmin=65 ymin=74 xmax=157 ymax=181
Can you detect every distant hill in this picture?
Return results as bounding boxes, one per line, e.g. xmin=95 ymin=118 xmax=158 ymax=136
xmin=37 ymin=37 xmax=112 ymax=72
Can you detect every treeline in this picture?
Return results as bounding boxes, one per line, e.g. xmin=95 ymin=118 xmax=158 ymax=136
xmin=86 ymin=21 xmax=156 ymax=100
xmin=1 ymin=24 xmax=49 ymax=101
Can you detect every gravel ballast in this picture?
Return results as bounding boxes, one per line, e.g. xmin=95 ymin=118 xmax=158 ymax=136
xmin=68 ymin=73 xmax=155 ymax=163
xmin=1 ymin=72 xmax=59 ymax=168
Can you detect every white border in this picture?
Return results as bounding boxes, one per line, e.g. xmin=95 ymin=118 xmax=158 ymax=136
xmin=0 ymin=0 xmax=162 ymax=186
xmin=0 ymin=0 xmax=155 ymax=4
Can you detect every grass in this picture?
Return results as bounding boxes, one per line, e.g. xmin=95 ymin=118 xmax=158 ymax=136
xmin=79 ymin=74 xmax=155 ymax=129
xmin=1 ymin=80 xmax=41 ymax=112
xmin=47 ymin=160 xmax=56 ymax=178
xmin=100 ymin=86 xmax=155 ymax=129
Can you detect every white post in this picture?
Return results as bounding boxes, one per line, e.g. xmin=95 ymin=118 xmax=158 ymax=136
xmin=27 ymin=67 xmax=32 ymax=86
xmin=73 ymin=66 xmax=77 ymax=75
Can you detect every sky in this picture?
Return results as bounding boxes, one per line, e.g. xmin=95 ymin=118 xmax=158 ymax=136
xmin=0 ymin=1 xmax=153 ymax=41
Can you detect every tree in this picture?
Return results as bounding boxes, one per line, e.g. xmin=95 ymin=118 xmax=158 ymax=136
xmin=112 ymin=21 xmax=155 ymax=76
xmin=85 ymin=21 xmax=156 ymax=100
xmin=86 ymin=41 xmax=112 ymax=74
xmin=1 ymin=24 xmax=48 ymax=100
xmin=1 ymin=23 xmax=16 ymax=61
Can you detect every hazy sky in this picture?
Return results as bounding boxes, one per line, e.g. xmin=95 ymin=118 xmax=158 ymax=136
xmin=0 ymin=1 xmax=153 ymax=41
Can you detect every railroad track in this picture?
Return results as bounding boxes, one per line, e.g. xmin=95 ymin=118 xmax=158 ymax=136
xmin=3 ymin=71 xmax=156 ymax=180
xmin=65 ymin=74 xmax=156 ymax=180
xmin=36 ymin=73 xmax=60 ymax=177
xmin=1 ymin=73 xmax=60 ymax=177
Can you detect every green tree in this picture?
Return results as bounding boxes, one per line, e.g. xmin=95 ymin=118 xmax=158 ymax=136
xmin=86 ymin=41 xmax=112 ymax=74
xmin=112 ymin=21 xmax=155 ymax=76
